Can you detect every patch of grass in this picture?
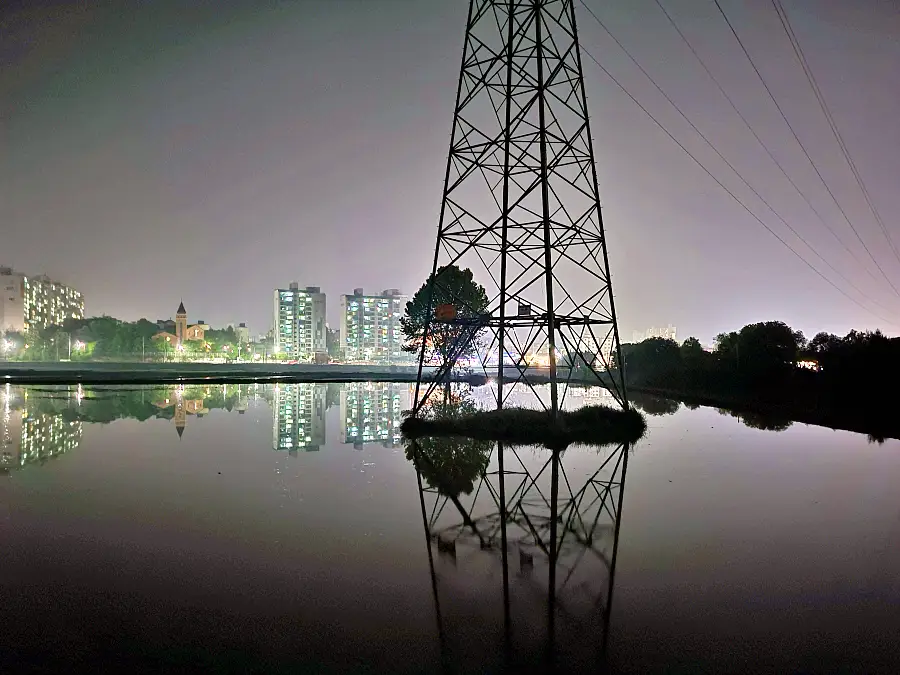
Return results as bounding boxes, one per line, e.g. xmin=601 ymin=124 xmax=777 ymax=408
xmin=401 ymin=404 xmax=646 ymax=449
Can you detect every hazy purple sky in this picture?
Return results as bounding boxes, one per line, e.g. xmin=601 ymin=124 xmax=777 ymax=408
xmin=2 ymin=1 xmax=898 ymax=343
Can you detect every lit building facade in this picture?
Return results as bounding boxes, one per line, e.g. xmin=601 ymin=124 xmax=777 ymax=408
xmin=0 ymin=267 xmax=84 ymax=334
xmin=340 ymin=382 xmax=409 ymax=448
xmin=340 ymin=288 xmax=406 ymax=363
xmin=273 ymin=283 xmax=326 ymax=360
xmin=273 ymin=383 xmax=326 ymax=452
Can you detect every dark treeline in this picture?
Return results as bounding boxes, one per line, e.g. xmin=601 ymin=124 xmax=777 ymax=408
xmin=616 ymin=321 xmax=898 ymax=440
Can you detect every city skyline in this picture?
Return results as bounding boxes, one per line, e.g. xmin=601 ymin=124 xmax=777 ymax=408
xmin=2 ymin=2 xmax=898 ymax=344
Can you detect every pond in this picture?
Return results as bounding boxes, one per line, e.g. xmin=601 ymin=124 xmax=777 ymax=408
xmin=1 ymin=382 xmax=899 ymax=673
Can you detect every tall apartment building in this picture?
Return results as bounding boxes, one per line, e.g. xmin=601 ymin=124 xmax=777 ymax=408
xmin=0 ymin=267 xmax=84 ymax=334
xmin=273 ymin=283 xmax=326 ymax=359
xmin=340 ymin=288 xmax=406 ymax=363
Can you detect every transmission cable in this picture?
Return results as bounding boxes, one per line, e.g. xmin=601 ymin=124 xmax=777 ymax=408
xmin=712 ymin=0 xmax=900 ymax=300
xmin=576 ymin=0 xmax=898 ymax=324
xmin=773 ymin=0 xmax=900 ymax=272
xmin=654 ymin=0 xmax=897 ymax=308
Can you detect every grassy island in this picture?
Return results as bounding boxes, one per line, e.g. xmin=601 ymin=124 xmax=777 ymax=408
xmin=400 ymin=404 xmax=646 ymax=449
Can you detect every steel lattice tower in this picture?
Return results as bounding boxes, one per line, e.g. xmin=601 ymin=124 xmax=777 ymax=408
xmin=413 ymin=0 xmax=627 ymax=414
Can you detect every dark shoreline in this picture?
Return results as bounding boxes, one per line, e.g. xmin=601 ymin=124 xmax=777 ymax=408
xmin=0 ymin=362 xmax=480 ymax=386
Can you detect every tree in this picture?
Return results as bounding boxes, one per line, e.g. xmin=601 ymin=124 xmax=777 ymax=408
xmin=736 ymin=321 xmax=805 ymax=374
xmin=402 ymin=265 xmax=489 ymax=366
xmin=715 ymin=331 xmax=740 ymax=367
xmin=619 ymin=337 xmax=682 ymax=381
xmin=680 ymin=337 xmax=704 ymax=363
xmin=326 ymin=327 xmax=341 ymax=360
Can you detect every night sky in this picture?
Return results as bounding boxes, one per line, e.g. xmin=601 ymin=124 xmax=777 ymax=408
xmin=2 ymin=0 xmax=898 ymax=343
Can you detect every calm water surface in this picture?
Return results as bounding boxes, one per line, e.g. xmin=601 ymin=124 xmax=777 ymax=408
xmin=1 ymin=383 xmax=899 ymax=673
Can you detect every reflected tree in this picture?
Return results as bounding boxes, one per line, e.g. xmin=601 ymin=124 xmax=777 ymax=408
xmin=739 ymin=413 xmax=793 ymax=432
xmin=405 ymin=395 xmax=492 ymax=499
xmin=406 ymin=436 xmax=493 ymax=499
xmin=629 ymin=392 xmax=680 ymax=416
xmin=715 ymin=407 xmax=792 ymax=432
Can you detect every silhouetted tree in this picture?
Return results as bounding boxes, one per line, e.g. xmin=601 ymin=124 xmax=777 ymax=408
xmin=680 ymin=336 xmax=705 ymax=364
xmin=736 ymin=321 xmax=805 ymax=374
xmin=402 ymin=265 xmax=489 ymax=367
xmin=619 ymin=337 xmax=682 ymax=381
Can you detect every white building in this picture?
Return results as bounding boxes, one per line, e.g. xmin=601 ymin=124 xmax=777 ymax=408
xmin=340 ymin=288 xmax=407 ymax=363
xmin=1 ymin=267 xmax=84 ymax=334
xmin=632 ymin=325 xmax=677 ymax=344
xmin=273 ymin=283 xmax=326 ymax=360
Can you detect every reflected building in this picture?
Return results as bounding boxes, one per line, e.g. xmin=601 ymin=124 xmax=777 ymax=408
xmin=340 ymin=383 xmax=409 ymax=448
xmin=273 ymin=384 xmax=326 ymax=452
xmin=1 ymin=387 xmax=83 ymax=473
xmin=152 ymin=387 xmax=208 ymax=439
xmin=20 ymin=412 xmax=83 ymax=466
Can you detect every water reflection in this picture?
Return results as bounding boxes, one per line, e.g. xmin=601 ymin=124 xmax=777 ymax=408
xmin=3 ymin=382 xmax=415 ymax=469
xmin=629 ymin=391 xmax=681 ymax=416
xmin=341 ymin=382 xmax=410 ymax=448
xmin=1 ymin=385 xmax=83 ymax=472
xmin=716 ymin=407 xmax=794 ymax=432
xmin=408 ymin=432 xmax=630 ymax=669
xmin=273 ymin=382 xmax=326 ymax=451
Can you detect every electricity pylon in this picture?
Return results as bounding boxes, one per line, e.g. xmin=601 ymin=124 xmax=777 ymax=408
xmin=413 ymin=0 xmax=627 ymax=415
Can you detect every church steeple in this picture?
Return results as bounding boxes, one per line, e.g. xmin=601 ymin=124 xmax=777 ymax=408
xmin=175 ymin=300 xmax=188 ymax=345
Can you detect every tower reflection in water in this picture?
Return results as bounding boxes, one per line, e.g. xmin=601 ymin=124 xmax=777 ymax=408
xmin=408 ymin=432 xmax=629 ymax=670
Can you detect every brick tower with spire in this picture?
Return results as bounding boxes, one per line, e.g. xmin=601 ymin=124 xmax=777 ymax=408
xmin=175 ymin=300 xmax=187 ymax=346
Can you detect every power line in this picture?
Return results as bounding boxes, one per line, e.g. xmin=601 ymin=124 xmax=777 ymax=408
xmin=575 ymin=0 xmax=899 ymax=326
xmin=653 ymin=0 xmax=897 ymax=308
xmin=712 ymin=0 xmax=900 ymax=301
xmin=773 ymin=0 xmax=900 ymax=272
